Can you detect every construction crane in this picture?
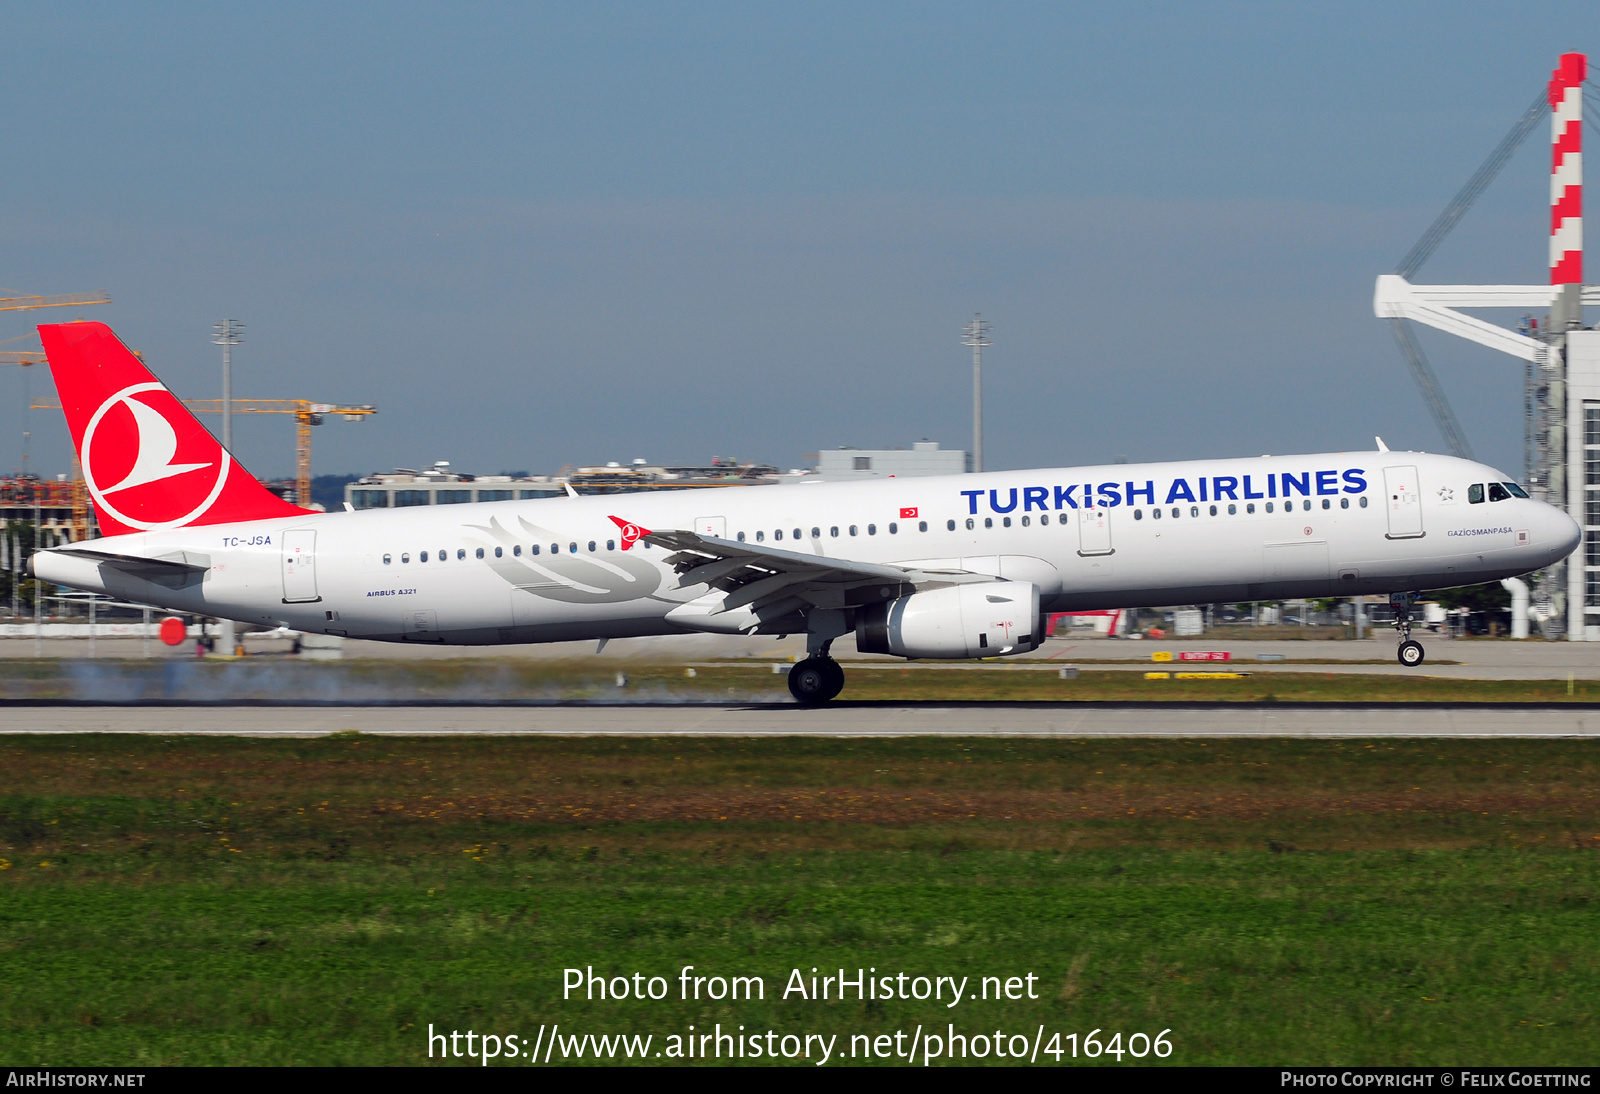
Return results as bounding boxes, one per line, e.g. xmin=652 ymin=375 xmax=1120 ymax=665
xmin=1384 ymin=87 xmax=1548 ymax=460
xmin=177 ymin=400 xmax=377 ymax=506
xmin=32 ymin=397 xmax=377 ymax=508
xmin=0 ymin=291 xmax=110 ymax=313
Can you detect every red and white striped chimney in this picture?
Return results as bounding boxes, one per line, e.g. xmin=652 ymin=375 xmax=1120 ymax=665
xmin=1549 ymin=52 xmax=1586 ymax=285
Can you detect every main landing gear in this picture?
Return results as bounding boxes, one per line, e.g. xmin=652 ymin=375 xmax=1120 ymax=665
xmin=788 ymin=644 xmax=846 ymax=704
xmin=1390 ymin=592 xmax=1425 ymax=667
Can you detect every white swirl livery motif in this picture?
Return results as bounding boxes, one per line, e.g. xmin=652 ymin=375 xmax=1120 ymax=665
xmin=463 ymin=516 xmax=661 ymax=603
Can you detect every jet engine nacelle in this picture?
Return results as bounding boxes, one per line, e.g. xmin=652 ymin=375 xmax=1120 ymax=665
xmin=854 ymin=580 xmax=1041 ymax=659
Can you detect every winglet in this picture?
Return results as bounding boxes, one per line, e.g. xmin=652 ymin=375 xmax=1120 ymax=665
xmin=1375 ymin=435 xmax=1390 ymax=452
xmin=608 ymin=515 xmax=652 ymax=550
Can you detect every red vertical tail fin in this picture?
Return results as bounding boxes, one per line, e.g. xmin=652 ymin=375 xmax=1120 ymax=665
xmin=38 ymin=321 xmax=311 ymax=536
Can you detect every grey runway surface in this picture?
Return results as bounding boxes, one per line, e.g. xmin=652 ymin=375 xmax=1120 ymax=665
xmin=3 ymin=703 xmax=1599 ymax=738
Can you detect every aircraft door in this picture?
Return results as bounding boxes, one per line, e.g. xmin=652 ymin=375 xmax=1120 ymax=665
xmin=1078 ymin=508 xmax=1113 ymax=556
xmin=694 ymin=516 xmax=726 ymax=539
xmin=1383 ymin=466 xmax=1425 ymax=539
xmin=281 ymin=529 xmax=320 ymax=603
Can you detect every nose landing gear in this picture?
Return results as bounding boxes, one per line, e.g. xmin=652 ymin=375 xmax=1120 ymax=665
xmin=1390 ymin=592 xmax=1426 ymax=667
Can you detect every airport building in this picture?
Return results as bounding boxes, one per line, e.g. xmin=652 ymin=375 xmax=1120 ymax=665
xmin=343 ymin=458 xmax=794 ymax=509
xmin=1 ymin=476 xmax=90 ymax=547
xmin=815 ymin=441 xmax=969 ymax=479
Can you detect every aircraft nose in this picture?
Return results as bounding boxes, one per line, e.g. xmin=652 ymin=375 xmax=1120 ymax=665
xmin=1549 ymin=506 xmax=1582 ymax=558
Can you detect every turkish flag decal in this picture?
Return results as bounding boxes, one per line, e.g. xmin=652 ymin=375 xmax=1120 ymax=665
xmin=899 ymin=507 xmax=918 ymax=519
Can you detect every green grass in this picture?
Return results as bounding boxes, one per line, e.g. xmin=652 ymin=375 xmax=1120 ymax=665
xmin=2 ymin=735 xmax=1598 ymax=1066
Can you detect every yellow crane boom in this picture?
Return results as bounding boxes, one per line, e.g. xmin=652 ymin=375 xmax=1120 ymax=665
xmin=0 ymin=291 xmax=111 ymax=313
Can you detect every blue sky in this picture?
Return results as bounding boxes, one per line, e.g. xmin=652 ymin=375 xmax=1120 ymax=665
xmin=1 ymin=2 xmax=1592 ymax=480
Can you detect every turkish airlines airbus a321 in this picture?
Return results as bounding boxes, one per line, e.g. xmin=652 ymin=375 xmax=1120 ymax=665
xmin=28 ymin=322 xmax=1581 ymax=701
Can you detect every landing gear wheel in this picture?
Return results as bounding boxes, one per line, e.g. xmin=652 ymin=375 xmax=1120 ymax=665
xmin=788 ymin=657 xmax=845 ymax=704
xmin=1397 ymin=640 xmax=1425 ymax=667
xmin=821 ymin=658 xmax=845 ymax=698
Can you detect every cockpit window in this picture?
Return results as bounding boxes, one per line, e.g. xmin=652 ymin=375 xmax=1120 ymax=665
xmin=1502 ymin=481 xmax=1529 ymax=499
xmin=1487 ymin=483 xmax=1510 ymax=502
xmin=1468 ymin=484 xmax=1484 ymax=504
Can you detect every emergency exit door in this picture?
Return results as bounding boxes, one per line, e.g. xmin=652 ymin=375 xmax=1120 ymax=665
xmin=1383 ymin=466 xmax=1425 ymax=539
xmin=281 ymin=529 xmax=320 ymax=603
xmin=693 ymin=516 xmax=727 ymax=539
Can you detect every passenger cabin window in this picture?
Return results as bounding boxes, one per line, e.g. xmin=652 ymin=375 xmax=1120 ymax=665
xmin=1321 ymin=499 xmax=1330 ymax=509
xmin=1134 ymin=509 xmax=1143 ymax=520
xmin=1020 ymin=516 xmax=1029 ymax=527
xmin=1002 ymin=517 xmax=1011 ymax=527
xmin=587 ymin=540 xmax=596 ymax=552
xmin=495 ymin=547 xmax=504 ymax=557
xmin=530 ymin=545 xmax=540 ymax=555
xmin=1040 ymin=514 xmax=1050 ymax=525
xmin=1208 ymin=505 xmax=1217 ymax=516
xmin=947 ymin=520 xmax=955 ymax=531
xmin=1488 ymin=483 xmax=1510 ymax=502
xmin=966 ymin=519 xmax=975 ymax=530
xmin=1247 ymin=503 xmax=1256 ymax=514
xmin=811 ymin=527 xmax=820 ymax=538
xmin=420 ymin=551 xmax=429 ymax=562
xmin=1265 ymin=502 xmax=1274 ymax=513
xmin=774 ymin=530 xmax=782 ymax=540
xmin=756 ymin=531 xmax=765 ymax=542
xmin=888 ymin=522 xmax=897 ymax=534
xmin=830 ymin=526 xmax=839 ymax=537
xmin=1227 ymin=504 xmax=1237 ymax=515
xmin=868 ymin=524 xmax=877 ymax=535
xmin=401 ymin=553 xmax=410 ymax=563
xmin=1340 ymin=498 xmax=1349 ymax=509
xmin=793 ymin=528 xmax=801 ymax=540
xmin=513 ymin=545 xmax=522 ymax=556
xmin=984 ymin=518 xmax=993 ymax=529
xmin=849 ymin=525 xmax=858 ymax=536
xmin=1359 ymin=497 xmax=1368 ymax=508
xmin=606 ymin=540 xmax=615 ymax=551
xmin=919 ymin=521 xmax=928 ymax=532
xmin=475 ymin=548 xmax=484 ymax=559
xmin=1468 ymin=484 xmax=1485 ymax=504
xmin=1190 ymin=506 xmax=1199 ymax=518
xmin=382 ymin=553 xmax=392 ymax=565
xmin=1152 ymin=508 xmax=1161 ymax=520
xmin=568 ymin=542 xmax=577 ymax=553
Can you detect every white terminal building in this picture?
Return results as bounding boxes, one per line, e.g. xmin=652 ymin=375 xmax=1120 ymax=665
xmin=814 ymin=441 xmax=969 ymax=480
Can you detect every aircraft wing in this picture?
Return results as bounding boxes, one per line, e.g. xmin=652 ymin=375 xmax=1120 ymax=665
xmin=635 ymin=524 xmax=987 ymax=619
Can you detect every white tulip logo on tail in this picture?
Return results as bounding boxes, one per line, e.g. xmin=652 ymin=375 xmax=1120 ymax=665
xmin=81 ymin=382 xmax=232 ymax=531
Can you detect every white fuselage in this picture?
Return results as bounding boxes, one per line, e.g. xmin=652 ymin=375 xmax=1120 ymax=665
xmin=34 ymin=451 xmax=1580 ymax=648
